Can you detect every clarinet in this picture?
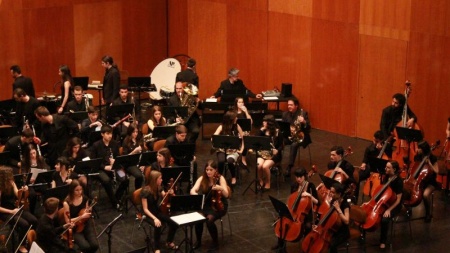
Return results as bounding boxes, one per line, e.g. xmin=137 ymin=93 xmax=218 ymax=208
xmin=109 ymin=148 xmax=116 ymax=184
xmin=190 ymin=160 xmax=194 ymax=188
xmin=31 ymin=125 xmax=42 ymax=157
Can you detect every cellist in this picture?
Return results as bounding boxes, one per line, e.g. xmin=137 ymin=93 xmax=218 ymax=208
xmin=327 ymin=146 xmax=354 ymax=182
xmin=328 ymin=183 xmax=351 ymax=253
xmin=190 ymin=160 xmax=230 ymax=251
xmin=379 ymin=160 xmax=403 ymax=249
xmin=272 ymin=167 xmax=319 ymax=252
xmin=360 ymin=131 xmax=387 ymax=182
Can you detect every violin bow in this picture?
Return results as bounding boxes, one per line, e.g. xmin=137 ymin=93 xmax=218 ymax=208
xmin=14 ymin=225 xmax=32 ymax=253
xmin=159 ymin=172 xmax=183 ymax=207
xmin=5 ymin=207 xmax=24 ymax=246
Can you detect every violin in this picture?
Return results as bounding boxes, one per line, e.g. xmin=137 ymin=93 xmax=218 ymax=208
xmin=360 ymin=175 xmax=397 ymax=232
xmin=403 ymin=141 xmax=440 ymax=207
xmin=159 ymin=172 xmax=182 ymax=215
xmin=75 ymin=197 xmax=98 ymax=233
xmin=274 ymin=166 xmax=317 ymax=242
xmin=211 ymin=172 xmax=225 ymax=215
xmin=301 ymin=200 xmax=342 ymax=253
xmin=363 ymin=136 xmax=393 ymax=197
xmin=60 ymin=211 xmax=74 ymax=249
xmin=16 ymin=187 xmax=30 ymax=211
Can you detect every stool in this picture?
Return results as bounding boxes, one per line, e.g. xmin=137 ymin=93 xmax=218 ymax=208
xmin=389 ymin=208 xmax=413 ymax=246
xmin=219 ymin=212 xmax=232 ymax=240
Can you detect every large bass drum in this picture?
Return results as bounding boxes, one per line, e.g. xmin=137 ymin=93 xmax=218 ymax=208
xmin=149 ymin=58 xmax=181 ymax=101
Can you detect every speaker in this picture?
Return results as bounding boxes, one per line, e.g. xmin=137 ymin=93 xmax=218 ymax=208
xmin=281 ymin=83 xmax=292 ymax=97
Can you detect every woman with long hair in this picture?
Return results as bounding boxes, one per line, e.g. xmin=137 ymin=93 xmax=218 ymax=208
xmin=0 ymin=166 xmax=38 ymax=253
xmin=147 ymin=105 xmax=167 ymax=130
xmin=122 ymin=124 xmax=145 ymax=190
xmin=62 ymin=137 xmax=88 ymax=186
xmin=51 ymin=157 xmax=78 ymax=188
xmin=140 ymin=170 xmax=178 ymax=253
xmin=151 ymin=148 xmax=173 ymax=171
xmin=190 ymin=160 xmax=229 ymax=250
xmin=62 ymin=179 xmax=99 ymax=253
xmin=58 ymin=65 xmax=74 ymax=114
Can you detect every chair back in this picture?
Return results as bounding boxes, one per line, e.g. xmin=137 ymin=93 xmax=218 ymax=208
xmin=153 ymin=139 xmax=166 ymax=151
xmin=142 ymin=123 xmax=149 ymax=135
xmin=26 ymin=229 xmax=37 ymax=250
xmin=132 ymin=188 xmax=143 ymax=206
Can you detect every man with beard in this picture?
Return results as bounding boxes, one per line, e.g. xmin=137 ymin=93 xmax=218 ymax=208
xmin=380 ymin=93 xmax=417 ymax=138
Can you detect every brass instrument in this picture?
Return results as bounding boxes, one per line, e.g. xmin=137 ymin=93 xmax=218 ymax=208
xmin=257 ymin=142 xmax=276 ymax=160
xmin=289 ymin=109 xmax=305 ymax=144
xmin=180 ymin=82 xmax=199 ymax=120
xmin=143 ymin=133 xmax=156 ymax=143
xmin=84 ymin=94 xmax=90 ymax=112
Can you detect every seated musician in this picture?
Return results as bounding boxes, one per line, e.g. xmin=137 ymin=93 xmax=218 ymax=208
xmin=140 ymin=170 xmax=179 ymax=253
xmin=51 ymin=157 xmax=79 ymax=188
xmin=13 ymin=88 xmax=40 ymax=131
xmin=62 ymin=180 xmax=99 ymax=253
xmin=272 ymin=167 xmax=319 ymax=251
xmin=80 ymin=106 xmax=103 ymax=145
xmin=257 ymin=115 xmax=283 ymax=191
xmin=328 ymin=182 xmax=351 ymax=253
xmin=232 ymin=97 xmax=251 ymax=167
xmin=211 ymin=68 xmax=262 ymax=99
xmin=110 ymin=85 xmax=134 ymax=140
xmin=66 ymin=86 xmax=88 ymax=113
xmin=379 ymin=160 xmax=403 ymax=249
xmin=213 ymin=111 xmax=244 ymax=186
xmin=0 ymin=166 xmax=38 ymax=253
xmin=150 ymin=148 xmax=174 ymax=171
xmin=121 ymin=124 xmax=145 ymax=190
xmin=167 ymin=81 xmax=200 ymax=143
xmin=36 ymin=197 xmax=77 ymax=253
xmin=3 ymin=128 xmax=35 ymax=174
xmin=147 ymin=105 xmax=167 ymax=131
xmin=62 ymin=137 xmax=88 ymax=187
xmin=89 ymin=125 xmax=129 ymax=210
xmin=360 ymin=130 xmax=387 ymax=182
xmin=190 ymin=160 xmax=229 ymax=251
xmin=413 ymin=141 xmax=439 ymax=222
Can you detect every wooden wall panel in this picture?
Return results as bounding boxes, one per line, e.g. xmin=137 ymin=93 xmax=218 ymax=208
xmin=410 ymin=0 xmax=450 ymax=36
xmin=269 ymin=0 xmax=312 ymax=17
xmin=310 ymin=19 xmax=359 ymax=136
xmin=406 ymin=32 xmax=450 ymax=143
xmin=187 ymin=0 xmax=227 ymax=99
xmin=168 ymin=0 xmax=188 ymax=57
xmin=356 ymin=35 xmax=408 ymax=140
xmin=267 ymin=12 xmax=312 ymax=110
xmin=359 ymin=0 xmax=411 ymax=41
xmin=313 ymin=0 xmax=360 ymax=24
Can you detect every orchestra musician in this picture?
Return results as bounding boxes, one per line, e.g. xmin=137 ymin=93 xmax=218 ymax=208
xmin=140 ymin=170 xmax=179 ymax=253
xmin=101 ymin=55 xmax=120 ymax=106
xmin=13 ymin=88 xmax=40 ymax=131
xmin=111 ymin=85 xmax=134 ymax=140
xmin=58 ymin=65 xmax=75 ymax=114
xmin=80 ymin=106 xmax=103 ymax=145
xmin=36 ymin=197 xmax=77 ymax=253
xmin=379 ymin=160 xmax=403 ymax=249
xmin=360 ymin=131 xmax=388 ymax=181
xmin=282 ymin=99 xmax=312 ymax=177
xmin=121 ymin=124 xmax=145 ymax=190
xmin=51 ymin=157 xmax=78 ymax=188
xmin=10 ymin=65 xmax=35 ymax=98
xmin=190 ymin=160 xmax=230 ymax=251
xmin=150 ymin=148 xmax=173 ymax=172
xmin=62 ymin=137 xmax=88 ymax=187
xmin=176 ymin=58 xmax=199 ymax=87
xmin=3 ymin=128 xmax=35 ymax=173
xmin=67 ymin=86 xmax=88 ymax=113
xmin=328 ymin=182 xmax=351 ymax=253
xmin=257 ymin=115 xmax=283 ymax=192
xmin=213 ymin=111 xmax=244 ymax=186
xmin=232 ymin=97 xmax=252 ymax=167
xmin=327 ymin=146 xmax=355 ymax=181
xmin=211 ymin=68 xmax=262 ymax=99
xmin=168 ymin=81 xmax=200 ymax=143
xmin=0 ymin=166 xmax=38 ymax=253
xmin=147 ymin=105 xmax=167 ymax=131
xmin=62 ymin=180 xmax=99 ymax=253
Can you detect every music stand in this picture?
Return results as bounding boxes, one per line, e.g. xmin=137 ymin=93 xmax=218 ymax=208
xmin=319 ymin=173 xmax=341 ymax=189
xmin=14 ymin=173 xmax=32 ymax=188
xmin=170 ymin=195 xmax=206 ymax=253
xmin=73 ymin=76 xmax=89 ymax=91
xmin=395 ymin=126 xmax=423 ymax=167
xmin=31 ymin=171 xmax=53 ymax=187
xmin=152 ymin=126 xmax=176 ymax=139
xmin=97 ymin=213 xmax=123 ymax=253
xmin=43 ymin=184 xmax=70 ymax=203
xmin=68 ymin=111 xmax=88 ymax=122
xmin=75 ymin=158 xmax=102 ymax=197
xmin=277 ymin=121 xmax=291 ymax=139
xmin=0 ymin=126 xmax=18 ymax=144
xmin=368 ymin=157 xmax=389 ymax=174
xmin=0 ymin=151 xmax=10 ymax=165
xmin=161 ymin=166 xmax=191 ymax=186
xmin=237 ymin=118 xmax=252 ymax=132
xmin=212 ymin=135 xmax=241 ymax=182
xmin=107 ymin=103 xmax=134 ymax=121
xmin=167 ymin=143 xmax=196 ymax=165
xmin=112 ymin=153 xmax=141 ymax=170
xmin=138 ymin=151 xmax=157 ymax=167
xmin=269 ymin=195 xmax=294 ymax=250
xmin=162 ymin=106 xmax=189 ymax=123
xmin=242 ymin=136 xmax=272 ymax=195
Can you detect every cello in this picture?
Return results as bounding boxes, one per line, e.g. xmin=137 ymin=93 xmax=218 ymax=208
xmin=403 ymin=141 xmax=440 ymax=207
xmin=360 ymin=175 xmax=397 ymax=232
xmin=363 ymin=136 xmax=393 ymax=197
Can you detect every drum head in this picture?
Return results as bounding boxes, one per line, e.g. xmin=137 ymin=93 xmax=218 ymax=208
xmin=149 ymin=58 xmax=181 ymax=100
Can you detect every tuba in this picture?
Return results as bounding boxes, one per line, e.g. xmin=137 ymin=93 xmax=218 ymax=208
xmin=289 ymin=109 xmax=305 ymax=144
xmin=179 ymin=82 xmax=199 ymax=121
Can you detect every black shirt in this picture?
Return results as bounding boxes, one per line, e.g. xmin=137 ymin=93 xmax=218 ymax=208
xmin=13 ymin=76 xmax=35 ymax=98
xmin=103 ymin=67 xmax=120 ymax=104
xmin=67 ymin=98 xmax=87 ymax=112
xmin=14 ymin=96 xmax=40 ymax=129
xmin=89 ymin=139 xmax=120 ymax=170
xmin=176 ymin=69 xmax=199 ymax=87
xmin=380 ymin=105 xmax=417 ymax=137
xmin=36 ymin=215 xmax=70 ymax=253
xmin=213 ymin=79 xmax=256 ymax=98
xmin=327 ymin=159 xmax=355 ymax=180
xmin=3 ymin=135 xmax=28 ymax=168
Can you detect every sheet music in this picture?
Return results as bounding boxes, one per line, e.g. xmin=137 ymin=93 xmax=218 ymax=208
xmin=206 ymin=98 xmax=217 ymax=102
xmin=30 ymin=168 xmax=47 ymax=180
xmin=170 ymin=212 xmax=206 ymax=226
xmin=29 ymin=242 xmax=45 ymax=253
xmin=263 ymin=96 xmax=278 ymax=100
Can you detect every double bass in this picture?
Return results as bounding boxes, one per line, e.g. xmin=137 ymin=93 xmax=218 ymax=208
xmin=403 ymin=141 xmax=440 ymax=207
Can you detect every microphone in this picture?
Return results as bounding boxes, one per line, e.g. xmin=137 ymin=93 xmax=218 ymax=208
xmin=138 ymin=215 xmax=146 ymax=230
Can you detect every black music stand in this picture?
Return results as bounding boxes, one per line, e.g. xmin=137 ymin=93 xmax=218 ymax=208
xmin=319 ymin=173 xmax=341 ymax=189
xmin=170 ymin=195 xmax=206 ymax=253
xmin=0 ymin=126 xmax=18 ymax=144
xmin=73 ymin=76 xmax=89 ymax=91
xmin=277 ymin=121 xmax=291 ymax=139
xmin=68 ymin=111 xmax=88 ymax=122
xmin=152 ymin=126 xmax=176 ymax=139
xmin=113 ymin=153 xmax=141 ymax=170
xmin=161 ymin=166 xmax=191 ymax=186
xmin=242 ymin=136 xmax=272 ymax=195
xmin=220 ymin=89 xmax=247 ymax=103
xmin=107 ymin=103 xmax=134 ymax=122
xmin=167 ymin=143 xmax=196 ymax=165
xmin=368 ymin=157 xmax=389 ymax=174
xmin=138 ymin=151 xmax=157 ymax=167
xmin=212 ymin=135 xmax=241 ymax=182
xmin=0 ymin=151 xmax=10 ymax=165
xmin=162 ymin=106 xmax=189 ymax=124
xmin=128 ymin=76 xmax=155 ymax=123
xmin=13 ymin=173 xmax=32 ymax=188
xmin=31 ymin=171 xmax=53 ymax=187
xmin=75 ymin=158 xmax=102 ymax=197
xmin=269 ymin=195 xmax=294 ymax=252
xmin=395 ymin=126 xmax=423 ymax=167
xmin=97 ymin=213 xmax=123 ymax=253
xmin=43 ymin=184 xmax=70 ymax=203
xmin=237 ymin=118 xmax=252 ymax=133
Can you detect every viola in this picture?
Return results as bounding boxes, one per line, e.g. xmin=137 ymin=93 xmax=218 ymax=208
xmin=211 ymin=172 xmax=225 ymax=215
xmin=75 ymin=197 xmax=98 ymax=233
xmin=363 ymin=136 xmax=393 ymax=197
xmin=16 ymin=187 xmax=30 ymax=211
xmin=360 ymin=175 xmax=397 ymax=232
xmin=301 ymin=200 xmax=342 ymax=253
xmin=403 ymin=141 xmax=440 ymax=207
xmin=59 ymin=211 xmax=74 ymax=249
xmin=159 ymin=172 xmax=182 ymax=215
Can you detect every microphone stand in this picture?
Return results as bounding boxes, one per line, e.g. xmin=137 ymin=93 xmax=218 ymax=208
xmin=97 ymin=213 xmax=123 ymax=253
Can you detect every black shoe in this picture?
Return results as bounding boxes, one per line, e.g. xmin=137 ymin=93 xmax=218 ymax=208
xmin=271 ymin=244 xmax=281 ymax=250
xmin=192 ymin=241 xmax=202 ymax=250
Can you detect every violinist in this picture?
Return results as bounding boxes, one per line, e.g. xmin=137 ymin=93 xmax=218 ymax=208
xmin=190 ymin=160 xmax=230 ymax=251
xmin=272 ymin=167 xmax=319 ymax=252
xmin=36 ymin=197 xmax=77 ymax=253
xmin=0 ymin=166 xmax=38 ymax=253
xmin=380 ymin=93 xmax=417 ymax=142
xmin=379 ymin=160 xmax=403 ymax=249
xmin=140 ymin=170 xmax=179 ymax=253
xmin=62 ymin=180 xmax=99 ymax=253
xmin=62 ymin=137 xmax=88 ymax=187
xmin=257 ymin=114 xmax=283 ymax=192
xmin=328 ymin=182 xmax=351 ymax=253
xmin=121 ymin=124 xmax=145 ymax=190
xmin=413 ymin=141 xmax=439 ymax=222
xmin=51 ymin=157 xmax=79 ymax=188
xmin=80 ymin=106 xmax=103 ymax=145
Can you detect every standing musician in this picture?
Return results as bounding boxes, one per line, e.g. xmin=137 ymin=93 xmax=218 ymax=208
xmin=379 ymin=160 xmax=403 ymax=249
xmin=10 ymin=65 xmax=36 ymax=98
xmin=51 ymin=157 xmax=78 ymax=188
xmin=0 ymin=166 xmax=38 ymax=253
xmin=257 ymin=115 xmax=283 ymax=192
xmin=168 ymin=81 xmax=200 ymax=143
xmin=272 ymin=167 xmax=319 ymax=252
xmin=80 ymin=106 xmax=103 ymax=145
xmin=213 ymin=111 xmax=244 ymax=186
xmin=121 ymin=124 xmax=145 ymax=190
xmin=62 ymin=137 xmax=88 ymax=187
xmin=101 ymin=55 xmax=120 ymax=106
xmin=57 ymin=65 xmax=75 ymax=114
xmin=3 ymin=128 xmax=35 ymax=173
xmin=190 ymin=160 xmax=230 ymax=251
xmin=140 ymin=170 xmax=179 ymax=253
xmin=62 ymin=180 xmax=99 ymax=253
xmin=176 ymin=58 xmax=199 ymax=87
xmin=67 ymin=86 xmax=88 ymax=113
xmin=232 ymin=97 xmax=252 ymax=167
xmin=13 ymin=88 xmax=40 ymax=131
xmin=89 ymin=125 xmax=128 ymax=210
xmin=282 ymin=99 xmax=312 ymax=177
xmin=36 ymin=197 xmax=77 ymax=253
